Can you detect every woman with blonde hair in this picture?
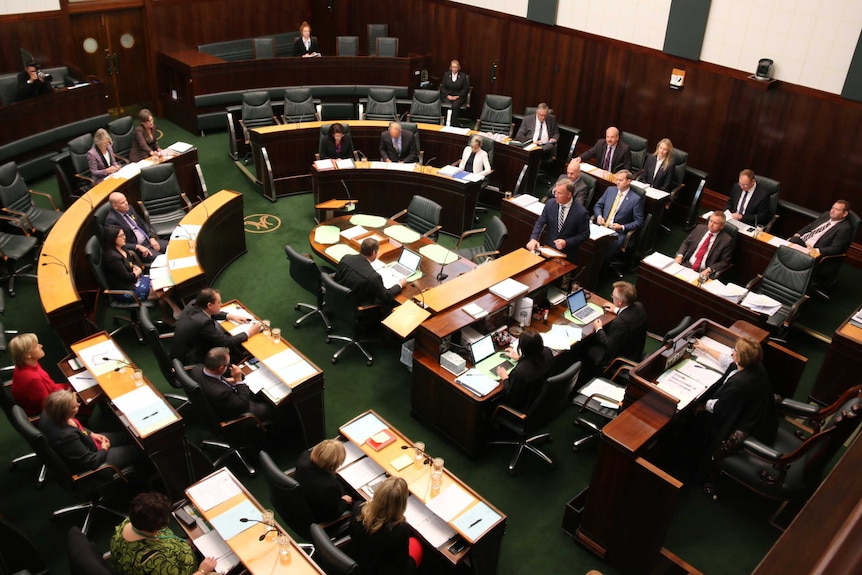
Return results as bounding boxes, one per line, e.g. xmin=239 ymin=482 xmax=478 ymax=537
xmin=295 ymin=438 xmax=352 ymax=522
xmin=350 ymin=476 xmax=423 ymax=574
xmin=87 ymin=128 xmax=121 ymax=184
xmin=10 ymin=333 xmax=72 ymax=417
xmin=638 ymin=137 xmax=675 ymax=191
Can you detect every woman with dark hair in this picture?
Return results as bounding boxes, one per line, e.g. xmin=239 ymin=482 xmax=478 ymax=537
xmin=495 ymin=329 xmax=554 ymax=411
xmin=111 ymin=491 xmax=216 ymax=575
xmin=320 ymin=123 xmax=354 ymax=160
xmin=130 ymin=108 xmax=161 ymax=162
xmin=350 ymin=477 xmax=422 ymax=575
xmin=295 ymin=438 xmax=352 ymax=522
xmin=102 ymin=225 xmax=181 ymax=319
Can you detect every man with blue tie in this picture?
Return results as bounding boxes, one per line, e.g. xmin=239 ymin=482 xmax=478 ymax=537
xmin=379 ymin=122 xmax=418 ymax=163
xmin=526 ymin=178 xmax=590 ymax=262
xmin=105 ymin=191 xmax=167 ymax=263
xmin=593 ymin=170 xmax=645 ymax=256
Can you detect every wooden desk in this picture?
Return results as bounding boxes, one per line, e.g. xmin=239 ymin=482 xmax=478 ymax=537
xmin=38 ymin=150 xmax=204 ymax=347
xmin=219 ymin=300 xmax=325 ymax=448
xmin=308 ymin=215 xmax=475 ymax=305
xmin=499 ymin=198 xmax=616 ymax=291
xmin=810 ymin=309 xmax=862 ymax=405
xmin=158 ymin=50 xmax=431 ymax=133
xmin=339 ymin=411 xmax=506 ymax=575
xmin=250 ymin=122 xmax=542 ymax=203
xmin=184 ymin=468 xmax=324 ymax=575
xmin=312 ymin=162 xmax=482 ymax=235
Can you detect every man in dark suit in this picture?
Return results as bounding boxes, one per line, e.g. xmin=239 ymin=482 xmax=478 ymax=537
xmin=554 ymin=160 xmax=590 ymax=205
xmin=583 ymin=281 xmax=647 ymax=380
xmin=440 ymin=59 xmax=469 ymax=125
xmin=526 ymin=178 xmax=589 ymax=263
xmin=515 ymin=102 xmax=559 ymax=160
xmin=576 ymin=126 xmax=631 ymax=172
xmin=105 ymin=192 xmax=167 ymax=263
xmin=789 ymin=200 xmax=855 ymax=287
xmin=15 ymin=61 xmax=53 ymax=102
xmin=724 ymin=169 xmax=771 ymax=226
xmin=675 ymin=211 xmax=734 ymax=278
xmin=593 ymin=170 xmax=645 ymax=255
xmin=171 ymin=288 xmax=261 ymax=364
xmin=191 ymin=346 xmax=275 ymax=423
xmin=379 ymin=122 xmax=419 ymax=163
xmin=335 ymin=238 xmax=404 ymax=312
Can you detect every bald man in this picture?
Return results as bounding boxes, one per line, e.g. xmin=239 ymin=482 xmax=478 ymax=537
xmin=576 ymin=126 xmax=631 ymax=172
xmin=104 ymin=192 xmax=167 ymax=262
xmin=548 ymin=159 xmax=590 ymax=205
xmin=379 ymin=122 xmax=419 ymax=163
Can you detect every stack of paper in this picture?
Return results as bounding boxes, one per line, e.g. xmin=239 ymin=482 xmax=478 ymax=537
xmin=741 ymin=292 xmax=783 ymax=315
xmin=437 ymin=165 xmax=460 ymax=177
xmin=193 ymin=531 xmax=240 ymax=574
xmin=642 ymin=252 xmax=675 ymax=270
xmin=76 ymin=339 xmax=127 ymax=377
xmin=455 ymin=370 xmax=498 ymax=397
xmin=589 ymin=223 xmax=616 ymax=240
xmin=693 ymin=336 xmax=733 ymax=371
xmin=112 ymin=385 xmax=178 ymax=436
xmin=341 ymin=412 xmax=388 ymax=444
xmin=673 ymin=266 xmax=701 ymax=283
xmin=405 ymin=496 xmax=457 ymax=547
xmin=426 ymin=484 xmax=474 ymax=522
xmin=339 ymin=457 xmax=386 ymax=491
xmin=313 ymin=159 xmax=336 ymax=171
xmin=577 ymin=378 xmax=625 ymax=409
xmin=260 ymin=347 xmax=317 ymax=393
xmin=187 ymin=469 xmax=242 ymax=511
xmin=462 ymin=302 xmax=488 ymax=319
xmin=850 ymin=308 xmax=862 ymax=328
xmin=702 ymin=280 xmax=748 ymax=302
xmin=167 ymin=141 xmax=194 ymax=154
xmin=489 ymin=278 xmax=529 ymax=301
xmin=335 ymin=158 xmax=355 ymax=170
xmin=67 ymin=371 xmax=98 ymax=393
xmin=540 ymin=324 xmax=582 ymax=351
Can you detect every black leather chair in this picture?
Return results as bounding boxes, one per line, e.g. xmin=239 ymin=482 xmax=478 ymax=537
xmin=0 ymin=518 xmax=49 ymax=575
xmin=91 ymin=200 xmax=113 ymax=242
xmin=138 ymin=305 xmax=189 ymax=411
xmin=408 ymin=89 xmax=442 ymax=125
xmin=0 ymin=380 xmax=46 ymax=487
xmin=755 ymin=175 xmax=781 ymax=232
xmin=319 ymin=103 xmax=357 ymax=121
xmin=336 ymin=36 xmax=359 ymax=56
xmin=68 ymin=133 xmax=95 ymax=194
xmin=475 ymin=94 xmax=514 ymax=136
xmin=309 ymin=523 xmax=357 ymax=575
xmin=239 ymin=91 xmax=279 ymax=146
xmin=320 ymin=273 xmax=376 ymax=366
xmin=11 ymin=405 xmax=130 ymax=534
xmin=367 ymin=24 xmax=388 ymax=56
xmin=397 ymin=122 xmax=422 ymax=164
xmin=620 ymin=131 xmax=648 ymax=175
xmin=67 ymin=526 xmax=113 ymax=575
xmin=744 ymin=245 xmax=815 ymax=338
xmin=489 ymin=361 xmax=582 ymax=474
xmin=283 ymin=88 xmax=319 ymax=123
xmin=707 ymin=387 xmax=862 ymax=527
xmin=579 ymin=172 xmax=597 ymax=208
xmin=391 ymin=195 xmax=442 ymax=239
xmin=173 ymin=358 xmax=264 ymax=476
xmin=375 ymin=37 xmax=398 ymax=57
xmin=108 ymin=116 xmax=135 ymax=162
xmin=285 ymin=245 xmax=332 ymax=331
xmin=253 ymin=37 xmax=276 ymax=59
xmin=571 ymin=359 xmax=635 ymax=451
xmin=660 ymin=147 xmax=690 ymax=233
xmin=455 ymin=216 xmax=508 ymax=263
xmin=0 ymin=228 xmax=38 ymax=297
xmin=363 ymin=88 xmax=397 ymax=121
xmin=811 ymin=210 xmax=860 ymax=299
xmin=138 ymin=163 xmax=192 ymax=238
xmin=259 ymin=451 xmax=316 ymax=543
xmin=0 ymin=161 xmax=62 ymax=237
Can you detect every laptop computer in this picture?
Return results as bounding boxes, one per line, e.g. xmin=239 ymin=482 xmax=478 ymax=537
xmin=567 ymin=289 xmax=603 ymax=324
xmin=377 ymin=248 xmax=421 ymax=289
xmin=469 ymin=333 xmax=515 ymax=380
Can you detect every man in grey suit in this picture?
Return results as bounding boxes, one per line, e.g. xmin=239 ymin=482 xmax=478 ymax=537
xmin=515 ymin=103 xmax=559 ymax=160
xmin=675 ymin=211 xmax=734 ymax=278
xmin=549 ymin=160 xmax=590 ymax=206
xmin=379 ymin=122 xmax=419 ymax=163
xmin=576 ymin=126 xmax=631 ymax=172
xmin=593 ymin=170 xmax=644 ymax=255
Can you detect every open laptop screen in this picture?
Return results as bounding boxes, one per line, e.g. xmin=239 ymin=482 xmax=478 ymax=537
xmin=469 ymin=334 xmax=496 ymax=365
xmin=398 ymin=248 xmax=422 ymax=273
xmin=567 ymin=289 xmax=588 ymax=314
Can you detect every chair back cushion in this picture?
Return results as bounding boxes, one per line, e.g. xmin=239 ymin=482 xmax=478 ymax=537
xmin=241 ymin=91 xmax=276 ymax=127
xmin=405 ymin=195 xmax=441 ymax=236
xmin=68 ymin=134 xmax=93 ymax=175
xmin=759 ymin=246 xmax=815 ymax=304
xmin=367 ymin=24 xmax=388 ymax=56
xmin=283 ymin=88 xmax=316 ymax=122
xmin=670 ymin=148 xmax=689 ymax=188
xmin=479 ymin=94 xmax=513 ymax=134
xmin=92 ymin=201 xmax=113 ymax=242
xmin=285 ymin=245 xmax=322 ymax=298
xmin=259 ymin=451 xmax=316 ymax=541
xmin=524 ymin=361 xmax=582 ymax=433
xmin=484 ymin=216 xmax=508 ymax=253
xmin=309 ymin=523 xmax=358 ymax=574
xmin=140 ymin=164 xmax=184 ymax=220
xmin=321 ymin=272 xmax=358 ymax=323
xmin=754 ymin=175 xmax=781 ymax=220
xmin=409 ymin=89 xmax=441 ymax=124
xmin=365 ymin=88 xmax=397 ymax=121
xmin=399 ymin=122 xmax=421 ymax=152
xmin=68 ymin=527 xmax=113 ymax=575
xmin=620 ymin=132 xmax=648 ymax=171
xmin=84 ymin=235 xmax=111 ymax=291
xmin=253 ymin=37 xmax=276 ymax=59
xmin=336 ymin=36 xmax=359 ymax=56
xmin=108 ymin=116 xmax=135 ymax=156
xmin=375 ymin=37 xmax=399 ymax=57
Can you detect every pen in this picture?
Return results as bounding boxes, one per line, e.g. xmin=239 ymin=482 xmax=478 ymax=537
xmin=142 ymin=412 xmax=159 ymax=420
xmin=469 ymin=519 xmax=482 ymax=528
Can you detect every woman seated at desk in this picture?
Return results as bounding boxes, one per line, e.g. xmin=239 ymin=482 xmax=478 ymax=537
xmin=496 ymin=329 xmax=554 ymax=412
xmin=87 ymin=128 xmax=121 ymax=184
xmin=10 ymin=333 xmax=73 ymax=418
xmin=457 ymin=135 xmax=492 ymax=177
xmin=295 ymin=438 xmax=352 ymax=522
xmin=293 ymin=21 xmax=320 ymax=57
xmin=637 ymin=138 xmax=675 ymax=191
xmin=320 ymin=123 xmax=354 ymax=160
xmin=38 ymin=390 xmax=139 ymax=474
xmin=130 ymin=108 xmax=161 ymax=162
xmin=350 ymin=477 xmax=423 ymax=575
xmin=103 ymin=226 xmax=181 ymax=321
xmin=111 ymin=491 xmax=216 ymax=575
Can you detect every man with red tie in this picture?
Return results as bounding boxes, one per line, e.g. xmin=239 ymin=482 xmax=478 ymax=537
xmin=675 ymin=211 xmax=734 ymax=278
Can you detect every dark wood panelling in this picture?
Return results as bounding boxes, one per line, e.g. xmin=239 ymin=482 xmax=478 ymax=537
xmin=0 ymin=12 xmax=72 ymax=74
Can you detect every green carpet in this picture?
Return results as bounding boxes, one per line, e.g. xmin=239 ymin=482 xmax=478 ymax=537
xmin=1 ymin=117 xmax=855 ymax=575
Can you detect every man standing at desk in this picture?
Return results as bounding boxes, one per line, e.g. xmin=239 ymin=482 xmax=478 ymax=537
xmin=594 ymin=170 xmax=644 ymax=256
xmin=335 ymin=238 xmax=404 ymax=312
xmin=583 ymin=281 xmax=647 ymax=379
xmin=515 ymin=103 xmax=559 ymax=160
xmin=192 ymin=347 xmax=275 ymax=423
xmin=724 ymin=169 xmax=770 ymax=226
xmin=380 ymin=122 xmax=418 ymax=163
xmin=526 ymin=178 xmax=589 ymax=263
xmin=105 ymin=192 xmax=167 ymax=263
xmin=575 ymin=126 xmax=631 ymax=172
xmin=440 ymin=59 xmax=469 ymax=126
xmin=675 ymin=211 xmax=734 ymax=278
xmin=172 ymin=288 xmax=261 ymax=364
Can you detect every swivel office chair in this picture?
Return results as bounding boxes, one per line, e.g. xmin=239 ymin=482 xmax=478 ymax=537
xmin=408 ymin=89 xmax=442 ymax=125
xmin=744 ymin=246 xmax=815 ymax=340
xmin=0 ymin=161 xmax=62 ymax=237
xmin=367 ymin=24 xmax=388 ymax=56
xmin=475 ymin=94 xmax=514 ymax=136
xmin=336 ymin=36 xmax=359 ymax=57
xmin=374 ymin=37 xmax=399 ymax=57
xmin=455 ymin=216 xmax=508 ymax=263
xmin=320 ymin=273 xmax=376 ymax=367
xmin=283 ymin=88 xmax=319 ymax=123
xmin=67 ymin=134 xmax=95 ymax=194
xmin=811 ymin=210 xmax=860 ymax=299
xmin=620 ymin=131 xmax=648 ymax=176
xmin=138 ymin=163 xmax=192 ymax=238
xmin=391 ymin=195 xmax=441 ymax=240
xmin=309 ymin=523 xmax=358 ymax=575
xmin=285 ymin=245 xmax=332 ymax=331
xmin=0 ymin=227 xmax=39 ymax=297
xmin=253 ymin=37 xmax=276 ymax=59
xmin=67 ymin=526 xmax=112 ymax=575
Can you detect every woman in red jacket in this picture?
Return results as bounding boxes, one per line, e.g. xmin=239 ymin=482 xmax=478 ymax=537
xmin=10 ymin=333 xmax=70 ymax=417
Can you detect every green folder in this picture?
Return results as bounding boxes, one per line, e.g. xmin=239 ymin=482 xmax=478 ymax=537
xmin=324 ymin=244 xmax=359 ymax=262
xmin=349 ymin=214 xmax=387 ymax=228
xmin=313 ymin=225 xmax=340 ymax=245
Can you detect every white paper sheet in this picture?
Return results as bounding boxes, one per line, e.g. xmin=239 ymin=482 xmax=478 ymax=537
xmin=577 ymin=378 xmax=625 ymax=409
xmin=193 ymin=531 xmax=240 ymax=574
xmin=405 ymin=496 xmax=456 ymax=547
xmin=169 ymin=256 xmax=199 ymax=270
xmin=187 ymin=469 xmax=242 ymax=511
xmin=338 ymin=457 xmax=386 ymax=491
xmin=340 ymin=412 xmax=387 ymax=444
xmin=76 ymin=339 xmax=126 ymax=377
xmin=425 ymin=483 xmax=475 ymax=522
xmin=67 ymin=371 xmax=98 ymax=392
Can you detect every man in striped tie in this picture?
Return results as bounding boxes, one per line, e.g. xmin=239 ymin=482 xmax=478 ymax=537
xmin=789 ymin=200 xmax=855 ymax=288
xmin=526 ymin=178 xmax=590 ymax=262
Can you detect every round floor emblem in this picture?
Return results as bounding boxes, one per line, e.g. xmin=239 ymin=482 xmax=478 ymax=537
xmin=244 ymin=213 xmax=281 ymax=233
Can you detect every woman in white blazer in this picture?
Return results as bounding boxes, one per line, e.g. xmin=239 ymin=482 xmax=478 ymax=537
xmin=457 ymin=135 xmax=492 ymax=177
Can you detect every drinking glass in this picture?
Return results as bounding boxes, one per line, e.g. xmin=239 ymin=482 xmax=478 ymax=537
xmin=271 ymin=328 xmax=281 ymax=344
xmin=413 ymin=441 xmax=425 ymax=468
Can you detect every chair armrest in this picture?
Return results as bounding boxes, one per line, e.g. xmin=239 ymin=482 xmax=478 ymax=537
xmin=421 ymin=225 xmax=442 ymax=239
xmin=745 ymin=275 xmax=763 ymax=291
xmin=764 ymin=214 xmax=780 ymax=233
xmin=73 ymin=463 xmax=129 ymax=482
xmin=179 ymin=193 xmax=193 ymax=211
xmin=667 ymin=182 xmax=685 ymax=203
xmin=221 ymin=412 xmax=266 ymax=431
xmin=779 ymin=397 xmax=820 ymax=417
xmin=740 ymin=436 xmax=783 ymax=460
xmin=578 ymin=393 xmax=622 ymax=412
xmin=238 ymin=119 xmax=251 ymax=144
xmin=470 ymin=250 xmax=499 ymax=263
xmin=603 ymin=357 xmax=637 ymax=381
xmin=784 ymin=294 xmax=809 ymax=326
xmin=115 ymin=153 xmax=130 ymax=164
xmin=711 ymin=263 xmax=733 ymax=280
xmin=818 ymin=252 xmax=846 ymax=263
xmin=455 ymin=227 xmax=486 ymax=248
xmin=137 ymin=201 xmax=151 ymax=223
xmin=1 ymin=207 xmax=35 ymax=232
xmin=29 ymin=189 xmax=60 ymax=210
xmin=104 ymin=288 xmax=143 ymax=305
xmin=390 ymin=208 xmax=408 ymax=221
xmin=493 ymin=404 xmax=526 ymax=420
xmin=0 ymin=214 xmax=32 ymax=234
xmin=75 ymin=173 xmax=95 ymax=185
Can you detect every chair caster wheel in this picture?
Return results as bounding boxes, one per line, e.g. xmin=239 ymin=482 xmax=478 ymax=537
xmin=366 ymin=360 xmax=373 ymax=367
xmin=294 ymin=321 xmax=301 ymax=328
xmin=331 ymin=357 xmax=337 ymax=364
xmin=325 ymin=337 xmax=331 ymax=344
xmin=294 ymin=304 xmax=301 ymax=310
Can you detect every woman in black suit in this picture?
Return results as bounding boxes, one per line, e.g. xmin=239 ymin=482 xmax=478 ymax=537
xmin=295 ymin=439 xmax=352 ymax=522
xmin=319 ymin=123 xmax=354 ymax=160
xmin=293 ymin=21 xmax=320 ymax=57
xmin=495 ymin=329 xmax=554 ymax=412
xmin=638 ymin=137 xmax=675 ymax=191
xmin=350 ymin=477 xmax=423 ymax=575
xmin=38 ymin=390 xmax=139 ymax=474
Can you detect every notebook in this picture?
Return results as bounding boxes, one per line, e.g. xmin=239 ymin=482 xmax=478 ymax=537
xmin=377 ymin=248 xmax=421 ymax=289
xmin=469 ymin=333 xmax=514 ymax=380
xmin=567 ymin=289 xmax=603 ymax=324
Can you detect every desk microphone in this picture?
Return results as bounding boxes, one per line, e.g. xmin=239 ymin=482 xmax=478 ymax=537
xmin=103 ymin=357 xmax=132 ymax=371
xmin=174 ymin=224 xmax=195 ymax=240
xmin=436 ymin=260 xmax=448 ymax=282
xmin=355 ymin=150 xmax=369 ymax=162
xmin=340 ymin=179 xmax=356 ymax=212
xmin=411 ymin=283 xmax=427 ymax=309
xmin=398 ymin=111 xmax=409 ymax=122
xmin=40 ymin=253 xmax=69 ymax=275
xmin=239 ymin=517 xmax=283 ymax=541
xmin=422 ymin=157 xmax=436 ymax=168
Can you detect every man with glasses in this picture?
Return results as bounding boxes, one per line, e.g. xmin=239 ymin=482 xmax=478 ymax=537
xmin=105 ymin=191 xmax=167 ymax=263
xmin=515 ymin=102 xmax=559 ymax=160
xmin=675 ymin=211 xmax=734 ymax=279
xmin=725 ymin=169 xmax=770 ymax=226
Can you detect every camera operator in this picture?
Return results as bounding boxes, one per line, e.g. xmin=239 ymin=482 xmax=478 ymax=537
xmin=16 ymin=61 xmax=53 ymax=102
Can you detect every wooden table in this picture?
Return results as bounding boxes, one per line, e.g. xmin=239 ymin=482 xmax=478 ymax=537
xmin=339 ymin=410 xmax=506 ymax=575
xmin=218 ymin=300 xmax=326 ymax=448
xmin=810 ymin=309 xmax=862 ymax=405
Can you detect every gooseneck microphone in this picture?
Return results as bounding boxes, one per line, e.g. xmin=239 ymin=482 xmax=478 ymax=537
xmin=340 ymin=179 xmax=356 ymax=212
xmin=40 ymin=253 xmax=69 ymax=275
xmin=411 ymin=283 xmax=427 ymax=309
xmin=239 ymin=517 xmax=283 ymax=541
xmin=103 ymin=357 xmax=133 ymax=371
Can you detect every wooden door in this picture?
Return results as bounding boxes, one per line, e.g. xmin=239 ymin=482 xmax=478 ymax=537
xmin=70 ymin=8 xmax=150 ymax=112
